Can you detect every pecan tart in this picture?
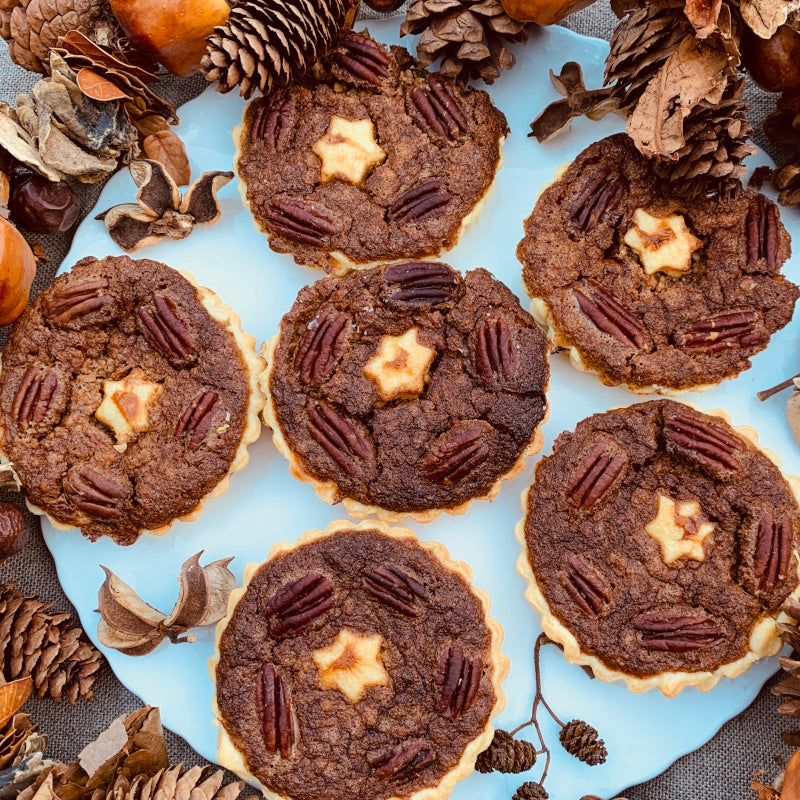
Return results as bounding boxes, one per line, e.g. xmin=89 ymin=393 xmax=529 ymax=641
xmin=211 ymin=518 xmax=507 ymax=800
xmin=517 ymin=134 xmax=798 ymax=393
xmin=517 ymin=399 xmax=800 ymax=696
xmin=262 ymin=261 xmax=550 ymax=522
xmin=234 ymin=30 xmax=508 ymax=275
xmin=0 ymin=255 xmax=265 ymax=544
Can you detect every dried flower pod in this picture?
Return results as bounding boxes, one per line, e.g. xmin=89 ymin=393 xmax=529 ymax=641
xmin=788 ymin=382 xmax=800 ymax=446
xmin=0 ymin=501 xmax=28 ymax=563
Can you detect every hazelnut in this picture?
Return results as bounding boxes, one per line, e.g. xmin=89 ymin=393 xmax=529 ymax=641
xmin=0 ymin=501 xmax=28 ymax=563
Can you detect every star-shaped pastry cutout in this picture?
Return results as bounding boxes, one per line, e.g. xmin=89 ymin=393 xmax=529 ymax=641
xmin=312 ymin=115 xmax=386 ymax=185
xmin=95 ymin=369 xmax=163 ymax=451
xmin=645 ymin=495 xmax=715 ymax=564
xmin=312 ymin=628 xmax=390 ymax=703
xmin=363 ymin=328 xmax=436 ymax=402
xmin=623 ymin=209 xmax=702 ymax=278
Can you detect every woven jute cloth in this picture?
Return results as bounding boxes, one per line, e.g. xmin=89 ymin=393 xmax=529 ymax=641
xmin=0 ymin=4 xmax=796 ymax=799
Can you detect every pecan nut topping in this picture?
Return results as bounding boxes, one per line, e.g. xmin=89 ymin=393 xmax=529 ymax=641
xmin=330 ymin=32 xmax=391 ymax=85
xmin=573 ymin=282 xmax=646 ymax=349
xmin=11 ymin=366 xmax=59 ymax=425
xmin=64 ymin=466 xmax=129 ymax=520
xmin=45 ymin=278 xmax=112 ymax=324
xmin=138 ymin=295 xmax=197 ymax=363
xmin=633 ymin=610 xmax=723 ymax=652
xmin=250 ymin=91 xmax=295 ymax=150
xmin=662 ymin=414 xmax=743 ymax=472
xmin=569 ymin=167 xmax=626 ymax=233
xmin=263 ymin=198 xmax=340 ymax=246
xmin=435 ymin=644 xmax=482 ymax=719
xmin=422 ymin=422 xmax=492 ymax=485
xmin=566 ymin=442 xmax=627 ymax=510
xmin=561 ymin=554 xmax=611 ymax=615
xmin=408 ymin=78 xmax=469 ymax=141
xmin=368 ymin=742 xmax=436 ymax=781
xmin=175 ymin=390 xmax=219 ymax=449
xmin=753 ymin=511 xmax=793 ymax=595
xmin=363 ymin=565 xmax=429 ymax=616
xmin=383 ymin=262 xmax=459 ymax=306
xmin=475 ymin=318 xmax=517 ymax=385
xmin=674 ymin=309 xmax=767 ymax=354
xmin=264 ymin=573 xmax=334 ymax=637
xmin=257 ymin=663 xmax=294 ymax=758
xmin=746 ymin=194 xmax=779 ymax=271
xmin=306 ymin=402 xmax=375 ymax=475
xmin=386 ymin=180 xmax=453 ymax=225
xmin=294 ymin=308 xmax=350 ymax=386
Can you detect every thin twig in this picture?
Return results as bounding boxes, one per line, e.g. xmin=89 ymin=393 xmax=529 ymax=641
xmin=758 ymin=374 xmax=799 ymax=401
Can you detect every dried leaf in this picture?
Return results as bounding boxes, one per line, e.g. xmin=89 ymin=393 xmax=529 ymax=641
xmin=77 ymin=718 xmax=127 ymax=778
xmin=788 ymin=391 xmax=800 ymax=447
xmin=740 ymin=0 xmax=800 ymax=38
xmin=626 ymin=34 xmax=729 ymax=158
xmin=0 ymin=111 xmax=63 ymax=182
xmin=0 ymin=679 xmax=32 ymax=730
xmin=76 ymin=70 xmax=131 ymax=103
xmin=131 ymin=115 xmax=170 ymax=137
xmin=683 ymin=0 xmax=723 ymax=37
xmin=142 ymin=131 xmax=191 ymax=187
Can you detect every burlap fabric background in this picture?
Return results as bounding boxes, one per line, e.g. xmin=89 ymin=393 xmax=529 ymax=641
xmin=0 ymin=3 xmax=797 ymax=798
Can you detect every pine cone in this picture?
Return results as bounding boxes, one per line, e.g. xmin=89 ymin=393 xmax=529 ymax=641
xmin=475 ymin=729 xmax=537 ymax=774
xmin=654 ymin=76 xmax=755 ymax=196
xmin=513 ymin=781 xmax=549 ymax=800
xmin=1 ymin=0 xmax=121 ymax=73
xmin=559 ymin=719 xmax=608 ymax=766
xmin=103 ymin=765 xmax=245 ymax=800
xmin=0 ymin=582 xmax=103 ymax=703
xmin=400 ymin=0 xmax=529 ymax=85
xmin=201 ymin=0 xmax=352 ymax=100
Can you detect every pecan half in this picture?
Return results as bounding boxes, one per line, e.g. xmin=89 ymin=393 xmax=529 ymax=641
xmin=475 ymin=318 xmax=517 ymax=385
xmin=408 ymin=78 xmax=468 ymax=141
xmin=250 ymin=91 xmax=295 ymax=149
xmin=368 ymin=742 xmax=436 ymax=781
xmin=294 ymin=309 xmax=350 ymax=386
xmin=138 ymin=295 xmax=197 ymax=362
xmin=46 ymin=278 xmax=112 ymax=324
xmin=263 ymin=198 xmax=339 ymax=246
xmin=422 ymin=422 xmax=491 ymax=485
xmin=435 ymin=644 xmax=482 ymax=719
xmin=175 ymin=390 xmax=219 ymax=449
xmin=11 ymin=366 xmax=59 ymax=425
xmin=746 ymin=194 xmax=779 ymax=271
xmin=568 ymin=167 xmax=626 ymax=233
xmin=387 ymin=180 xmax=453 ymax=225
xmin=674 ymin=309 xmax=767 ymax=354
xmin=573 ymin=282 xmax=645 ymax=349
xmin=64 ymin=466 xmax=128 ymax=520
xmin=257 ymin=664 xmax=294 ymax=758
xmin=330 ymin=32 xmax=390 ymax=84
xmin=384 ymin=262 xmax=459 ymax=306
xmin=562 ymin=554 xmax=611 ymax=615
xmin=662 ymin=414 xmax=743 ymax=472
xmin=753 ymin=511 xmax=793 ymax=595
xmin=363 ymin=565 xmax=429 ymax=616
xmin=306 ymin=403 xmax=374 ymax=475
xmin=633 ymin=610 xmax=723 ymax=652
xmin=265 ymin=573 xmax=334 ymax=637
xmin=566 ymin=442 xmax=627 ymax=510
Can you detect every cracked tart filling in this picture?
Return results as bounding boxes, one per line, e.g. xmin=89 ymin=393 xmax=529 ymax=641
xmin=212 ymin=521 xmax=505 ymax=800
xmin=263 ymin=261 xmax=549 ymax=518
xmin=0 ymin=255 xmax=264 ymax=545
xmin=519 ymin=399 xmax=800 ymax=695
xmin=516 ymin=134 xmax=798 ymax=392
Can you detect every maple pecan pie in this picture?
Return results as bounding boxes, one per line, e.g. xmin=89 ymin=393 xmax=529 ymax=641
xmin=262 ymin=261 xmax=550 ymax=522
xmin=517 ymin=400 xmax=800 ymax=696
xmin=234 ymin=30 xmax=508 ymax=275
xmin=211 ymin=518 xmax=507 ymax=800
xmin=517 ymin=134 xmax=798 ymax=393
xmin=0 ymin=255 xmax=264 ymax=544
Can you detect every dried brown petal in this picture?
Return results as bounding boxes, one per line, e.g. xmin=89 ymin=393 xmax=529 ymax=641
xmin=130 ymin=159 xmax=180 ymax=217
xmin=179 ymin=170 xmax=234 ymax=224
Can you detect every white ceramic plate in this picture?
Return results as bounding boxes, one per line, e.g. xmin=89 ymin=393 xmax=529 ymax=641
xmin=41 ymin=19 xmax=800 ymax=800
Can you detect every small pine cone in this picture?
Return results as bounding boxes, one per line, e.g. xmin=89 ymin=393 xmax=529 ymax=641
xmin=475 ymin=729 xmax=536 ymax=774
xmin=513 ymin=781 xmax=549 ymax=800
xmin=0 ymin=582 xmax=103 ymax=703
xmin=201 ymin=0 xmax=351 ymax=100
xmin=559 ymin=719 xmax=608 ymax=766
xmin=105 ymin=765 xmax=245 ymax=800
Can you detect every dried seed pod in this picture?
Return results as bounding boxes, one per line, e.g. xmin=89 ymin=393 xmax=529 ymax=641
xmin=788 ymin=384 xmax=800 ymax=446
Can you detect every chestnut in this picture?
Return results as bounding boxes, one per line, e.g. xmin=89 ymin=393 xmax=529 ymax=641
xmin=10 ymin=174 xmax=81 ymax=235
xmin=742 ymin=24 xmax=800 ymax=94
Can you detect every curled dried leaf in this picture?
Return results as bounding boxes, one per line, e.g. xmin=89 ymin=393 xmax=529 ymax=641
xmin=0 ymin=678 xmax=33 ymax=730
xmin=76 ymin=69 xmax=131 ymax=102
xmin=683 ymin=0 xmax=723 ymax=38
xmin=143 ymin=130 xmax=191 ymax=187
